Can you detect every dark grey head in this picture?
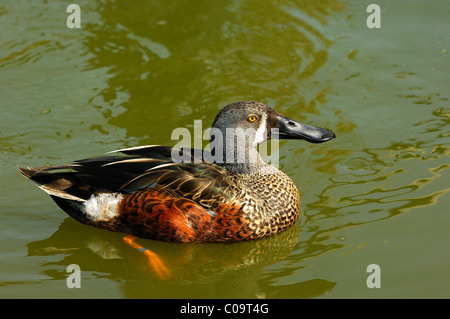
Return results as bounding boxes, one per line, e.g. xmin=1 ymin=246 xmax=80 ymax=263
xmin=211 ymin=100 xmax=335 ymax=144
xmin=209 ymin=100 xmax=335 ymax=172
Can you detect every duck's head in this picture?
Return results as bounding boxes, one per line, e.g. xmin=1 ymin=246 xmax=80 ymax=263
xmin=209 ymin=100 xmax=335 ymax=172
xmin=211 ymin=100 xmax=335 ymax=145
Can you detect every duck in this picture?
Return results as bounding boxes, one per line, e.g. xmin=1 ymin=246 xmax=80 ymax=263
xmin=18 ymin=100 xmax=335 ymax=245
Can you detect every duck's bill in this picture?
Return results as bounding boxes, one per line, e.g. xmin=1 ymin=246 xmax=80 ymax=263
xmin=274 ymin=116 xmax=336 ymax=143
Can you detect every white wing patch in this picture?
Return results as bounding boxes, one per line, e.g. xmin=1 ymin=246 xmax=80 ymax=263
xmin=84 ymin=193 xmax=123 ymax=222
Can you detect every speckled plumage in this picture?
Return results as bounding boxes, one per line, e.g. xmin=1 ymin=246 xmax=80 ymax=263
xmin=18 ymin=101 xmax=334 ymax=243
xmin=78 ymin=161 xmax=300 ymax=242
xmin=224 ymin=167 xmax=301 ymax=240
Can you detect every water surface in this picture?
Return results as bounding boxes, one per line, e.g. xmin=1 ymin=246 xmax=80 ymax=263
xmin=0 ymin=0 xmax=449 ymax=298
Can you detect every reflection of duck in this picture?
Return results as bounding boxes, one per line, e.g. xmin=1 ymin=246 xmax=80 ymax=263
xmin=19 ymin=101 xmax=334 ymax=277
xmin=27 ymin=219 xmax=313 ymax=297
xmin=27 ymin=219 xmax=336 ymax=298
xmin=27 ymin=220 xmax=336 ymax=297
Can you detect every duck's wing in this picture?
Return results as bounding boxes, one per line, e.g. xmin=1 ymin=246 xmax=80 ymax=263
xmin=19 ymin=145 xmax=251 ymax=242
xmin=18 ymin=145 xmax=231 ymax=205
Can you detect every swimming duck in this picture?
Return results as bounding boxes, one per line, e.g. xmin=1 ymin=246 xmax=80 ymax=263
xmin=19 ymin=101 xmax=335 ymax=244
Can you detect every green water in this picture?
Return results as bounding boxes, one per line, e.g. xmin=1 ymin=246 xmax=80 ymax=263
xmin=0 ymin=0 xmax=449 ymax=298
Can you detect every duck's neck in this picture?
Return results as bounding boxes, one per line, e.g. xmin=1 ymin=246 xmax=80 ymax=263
xmin=219 ymin=153 xmax=265 ymax=175
xmin=211 ymin=134 xmax=266 ymax=175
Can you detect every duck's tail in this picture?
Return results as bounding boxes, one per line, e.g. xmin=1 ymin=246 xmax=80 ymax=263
xmin=17 ymin=166 xmax=118 ymax=225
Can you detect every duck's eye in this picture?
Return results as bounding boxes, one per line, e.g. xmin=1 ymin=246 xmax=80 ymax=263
xmin=248 ymin=115 xmax=257 ymax=122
